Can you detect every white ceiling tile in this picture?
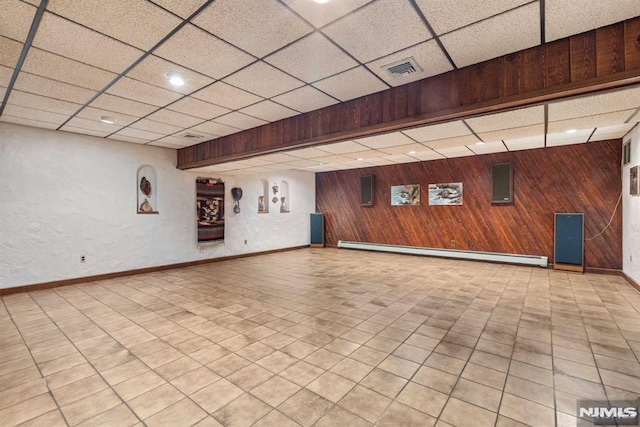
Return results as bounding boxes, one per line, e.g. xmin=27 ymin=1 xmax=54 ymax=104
xmin=546 ymin=0 xmax=640 ymax=42
xmin=147 ymin=140 xmax=182 ymax=149
xmin=64 ymin=116 xmax=125 ymax=133
xmin=546 ymin=129 xmax=594 ymax=147
xmin=286 ymin=147 xmax=335 ymax=159
xmin=146 ymin=109 xmax=204 ymax=129
xmin=315 ymin=154 xmax=357 ymax=163
xmin=190 ymin=121 xmax=240 ymax=137
xmin=33 ymin=12 xmax=144 ymax=74
xmin=284 ymin=159 xmax=323 ymax=168
xmin=126 ymin=55 xmax=215 ymax=95
xmin=154 ymin=24 xmax=255 ymax=79
xmin=590 ymin=123 xmax=635 ymax=142
xmin=114 ymin=127 xmax=165 ymax=141
xmin=223 ymin=62 xmax=305 ymax=98
xmin=355 ymin=132 xmax=415 ymax=149
xmin=435 ymin=146 xmax=475 ymax=158
xmin=90 ymin=93 xmax=157 ymax=117
xmin=267 ymin=162 xmax=301 ymax=170
xmin=0 ymin=0 xmax=36 ymax=42
xmin=0 ymin=36 xmax=24 ymax=68
xmin=271 ymin=85 xmax=338 ymax=113
xmin=14 ymin=72 xmax=96 ymax=104
xmin=547 ymin=110 xmax=635 ymax=133
xmin=46 ymin=0 xmax=181 ymax=50
xmin=316 ymin=140 xmax=368 ymax=154
xmin=0 ymin=87 xmax=5 ymax=101
xmin=192 ymin=81 xmax=263 ymax=110
xmin=265 ymin=32 xmax=358 ymax=83
xmin=129 ymin=118 xmax=183 ymax=135
xmin=323 ymin=0 xmax=432 ymax=63
xmin=402 ymin=120 xmax=471 ymax=142
xmin=466 ymin=106 xmax=544 ymax=133
xmin=312 ymin=66 xmax=388 ymax=102
xmin=148 ymin=0 xmax=208 ymax=18
xmin=239 ymin=100 xmax=299 ymax=122
xmin=503 ymin=134 xmax=545 ymax=151
xmin=423 ymin=135 xmax=480 ymax=149
xmin=7 ymin=90 xmax=81 ymax=116
xmin=108 ymin=134 xmax=148 ymax=144
xmin=3 ymin=104 xmax=69 ymax=125
xmin=0 ymin=65 xmax=11 ymax=87
xmin=61 ymin=126 xmax=110 ymax=138
xmin=367 ymin=40 xmax=453 ymax=87
xmin=169 ymin=131 xmax=217 ymax=145
xmin=193 ymin=0 xmax=312 ymax=57
xmin=282 ymin=0 xmax=372 ymax=28
xmin=469 ymin=141 xmax=508 ymax=155
xmin=416 ymin=0 xmax=531 ymax=35
xmin=477 ymin=124 xmax=545 ymax=142
xmin=151 ymin=136 xmax=189 ymax=148
xmin=548 ymin=87 xmax=640 ymax=121
xmin=345 ymin=150 xmax=384 ymax=160
xmin=106 ymin=77 xmax=182 ymax=107
xmin=441 ymin=3 xmax=539 ymax=68
xmin=365 ymin=158 xmax=398 ymax=166
xmin=411 ymin=150 xmax=446 ymax=161
xmin=376 ymin=143 xmax=434 ymax=155
xmin=234 ymin=157 xmax=273 ymax=167
xmin=255 ymin=153 xmax=300 ymax=163
xmin=0 ymin=116 xmax=59 ymax=130
xmin=167 ymin=97 xmax=231 ymax=120
xmin=213 ymin=112 xmax=268 ymax=130
xmin=22 ymin=48 xmax=117 ymax=91
xmin=379 ymin=154 xmax=418 ymax=164
xmin=76 ymin=106 xmax=139 ymax=127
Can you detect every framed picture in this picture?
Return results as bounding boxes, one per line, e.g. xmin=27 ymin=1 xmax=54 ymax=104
xmin=391 ymin=184 xmax=420 ymax=205
xmin=631 ymin=165 xmax=639 ymax=196
xmin=429 ymin=183 xmax=463 ymax=205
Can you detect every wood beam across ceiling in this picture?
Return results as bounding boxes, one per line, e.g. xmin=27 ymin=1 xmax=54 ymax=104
xmin=177 ymin=17 xmax=640 ymax=170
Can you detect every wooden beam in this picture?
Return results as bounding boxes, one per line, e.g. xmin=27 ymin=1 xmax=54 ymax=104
xmin=178 ymin=17 xmax=640 ymax=170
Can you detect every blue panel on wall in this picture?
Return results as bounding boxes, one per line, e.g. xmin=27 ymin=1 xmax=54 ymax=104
xmin=310 ymin=213 xmax=324 ymax=246
xmin=554 ymin=213 xmax=584 ymax=266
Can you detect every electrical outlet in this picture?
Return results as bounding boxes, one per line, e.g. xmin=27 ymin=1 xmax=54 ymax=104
xmin=80 ymin=255 xmax=86 ymax=263
xmin=451 ymin=240 xmax=456 ymax=246
xmin=244 ymin=239 xmax=247 ymax=245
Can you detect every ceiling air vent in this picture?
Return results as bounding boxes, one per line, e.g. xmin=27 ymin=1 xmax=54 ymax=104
xmin=180 ymin=132 xmax=204 ymax=139
xmin=383 ymin=56 xmax=423 ymax=78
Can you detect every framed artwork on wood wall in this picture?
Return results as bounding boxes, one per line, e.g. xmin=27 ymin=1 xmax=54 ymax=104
xmin=391 ymin=184 xmax=420 ymax=205
xmin=429 ymin=183 xmax=463 ymax=205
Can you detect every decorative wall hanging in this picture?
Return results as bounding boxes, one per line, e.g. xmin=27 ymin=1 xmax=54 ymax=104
xmin=258 ymin=179 xmax=269 ymax=213
xmin=196 ymin=178 xmax=225 ymax=242
xmin=231 ymin=187 xmax=243 ymax=213
xmin=631 ymin=166 xmax=639 ymax=196
xmin=280 ymin=180 xmax=290 ymax=213
xmin=391 ymin=184 xmax=420 ymax=205
xmin=429 ymin=183 xmax=463 ymax=205
xmin=137 ymin=165 xmax=158 ymax=214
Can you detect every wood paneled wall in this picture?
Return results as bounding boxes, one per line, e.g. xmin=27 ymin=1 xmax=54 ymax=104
xmin=316 ymin=140 xmax=622 ymax=270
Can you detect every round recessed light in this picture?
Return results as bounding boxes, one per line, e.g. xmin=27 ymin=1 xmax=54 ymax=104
xmin=408 ymin=150 xmax=416 ymax=154
xmin=566 ymin=129 xmax=578 ymax=134
xmin=314 ymin=0 xmax=330 ymax=3
xmin=356 ymin=157 xmax=364 ymax=161
xmin=165 ymin=72 xmax=186 ymax=87
xmin=476 ymin=141 xmax=485 ymax=145
xmin=100 ymin=116 xmax=115 ymax=124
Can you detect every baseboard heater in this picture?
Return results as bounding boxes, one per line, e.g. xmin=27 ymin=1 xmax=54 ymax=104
xmin=337 ymin=241 xmax=548 ymax=268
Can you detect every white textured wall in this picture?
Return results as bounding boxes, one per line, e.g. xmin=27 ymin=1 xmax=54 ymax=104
xmin=623 ymin=124 xmax=640 ymax=284
xmin=0 ymin=123 xmax=316 ymax=289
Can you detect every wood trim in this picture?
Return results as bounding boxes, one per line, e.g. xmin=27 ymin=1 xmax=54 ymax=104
xmin=0 ymin=245 xmax=309 ymax=296
xmin=623 ymin=273 xmax=640 ymax=292
xmin=178 ymin=18 xmax=640 ymax=169
xmin=585 ymin=267 xmax=624 ymax=275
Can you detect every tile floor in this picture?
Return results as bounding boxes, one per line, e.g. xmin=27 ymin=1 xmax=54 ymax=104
xmin=2 ymin=248 xmax=640 ymax=426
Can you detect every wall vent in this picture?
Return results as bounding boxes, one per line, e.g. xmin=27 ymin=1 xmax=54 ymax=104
xmin=383 ymin=56 xmax=423 ymax=78
xmin=180 ymin=132 xmax=204 ymax=139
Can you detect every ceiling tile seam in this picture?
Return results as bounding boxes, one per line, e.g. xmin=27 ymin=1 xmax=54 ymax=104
xmin=501 ymin=140 xmax=510 ymax=151
xmin=539 ymin=0 xmax=546 ymax=44
xmin=625 ymin=105 xmax=640 ymax=123
xmin=465 ymin=144 xmax=478 ymax=155
xmin=461 ymin=119 xmax=484 ymax=142
xmin=57 ymin=0 xmax=218 ymax=131
xmin=407 ymin=0 xmax=457 ymax=70
xmin=145 ymin=0 xmax=197 ymax=21
xmin=0 ymin=0 xmax=48 ymax=118
xmin=586 ymin=128 xmax=597 ymax=142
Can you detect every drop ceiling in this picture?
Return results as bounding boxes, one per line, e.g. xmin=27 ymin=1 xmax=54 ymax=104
xmin=1 ymin=0 xmax=639 ymax=174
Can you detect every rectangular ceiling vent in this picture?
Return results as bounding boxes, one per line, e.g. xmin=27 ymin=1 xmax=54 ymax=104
xmin=180 ymin=132 xmax=205 ymax=139
xmin=384 ymin=56 xmax=423 ymax=78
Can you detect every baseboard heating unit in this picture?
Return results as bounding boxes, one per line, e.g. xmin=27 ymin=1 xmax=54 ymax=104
xmin=337 ymin=241 xmax=548 ymax=268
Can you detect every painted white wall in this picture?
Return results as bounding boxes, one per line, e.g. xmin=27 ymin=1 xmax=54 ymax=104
xmin=0 ymin=123 xmax=316 ymax=289
xmin=623 ymin=124 xmax=640 ymax=284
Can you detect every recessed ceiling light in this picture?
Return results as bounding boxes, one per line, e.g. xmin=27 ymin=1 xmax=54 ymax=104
xmin=165 ymin=72 xmax=186 ymax=86
xmin=100 ymin=116 xmax=115 ymax=124
xmin=476 ymin=141 xmax=485 ymax=145
xmin=314 ymin=0 xmax=330 ymax=3
xmin=408 ymin=150 xmax=416 ymax=154
xmin=566 ymin=129 xmax=578 ymax=133
xmin=356 ymin=157 xmax=364 ymax=161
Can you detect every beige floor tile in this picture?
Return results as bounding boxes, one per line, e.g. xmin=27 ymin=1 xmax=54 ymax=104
xmin=599 ymin=368 xmax=640 ymax=394
xmin=553 ymin=345 xmax=595 ymax=366
xmin=330 ymin=357 xmax=374 ymax=382
xmin=377 ymin=354 xmax=420 ymax=379
xmin=207 ymin=354 xmax=251 ymax=377
xmin=396 ymin=382 xmax=448 ymax=417
xmin=499 ymin=393 xmax=556 ymax=427
xmin=227 ymin=363 xmax=274 ymax=391
xmin=171 ymin=366 xmax=221 ymax=395
xmin=349 ymin=346 xmax=387 ymax=367
xmin=45 ymin=362 xmax=98 ymax=390
xmin=452 ymin=378 xmax=503 ymax=411
xmin=0 ymin=393 xmax=58 ymax=426
xmin=236 ymin=342 xmax=275 ymax=362
xmin=341 ymin=329 xmax=375 ymax=345
xmin=365 ymin=336 xmax=401 ymax=353
xmin=360 ymin=368 xmax=407 ymax=398
xmin=412 ymin=365 xmax=457 ymax=394
xmin=338 ymin=385 xmax=391 ymax=423
xmin=307 ymin=371 xmax=356 ymax=403
xmin=253 ymin=410 xmax=300 ymax=427
xmin=469 ymin=350 xmax=510 ymax=373
xmin=315 ymin=405 xmax=372 ymax=427
xmin=76 ymin=403 xmax=139 ymax=427
xmin=508 ymin=360 xmax=553 ymax=387
xmin=461 ymin=363 xmax=507 ymax=390
xmin=504 ymin=375 xmax=555 ymax=408
xmin=279 ymin=360 xmax=324 ymax=387
xmin=595 ymin=354 xmax=640 ymax=377
xmin=191 ymin=379 xmax=244 ymax=413
xmin=255 ymin=350 xmax=298 ymax=373
xmin=213 ymin=393 xmax=271 ymax=426
xmin=554 ymin=373 xmax=606 ymax=399
xmin=441 ymin=397 xmax=497 ymax=427
xmin=61 ymin=388 xmax=123 ymax=425
xmin=377 ymin=401 xmax=436 ymax=427
xmin=277 ymin=389 xmax=333 ymax=427
xmin=155 ymin=356 xmax=201 ymax=381
xmin=114 ymin=370 xmax=167 ymax=401
xmin=0 ymin=378 xmax=49 ymax=410
xmin=250 ymin=375 xmax=301 ymax=407
xmin=392 ymin=343 xmax=430 ymax=363
xmin=101 ymin=360 xmax=149 ymax=386
xmin=127 ymin=383 xmax=184 ymax=420
xmin=260 ymin=333 xmax=296 ymax=350
xmin=424 ymin=353 xmax=466 ymax=376
xmin=281 ymin=340 xmax=319 ymax=359
xmin=304 ymin=349 xmax=344 ymax=370
xmin=17 ymin=409 xmax=67 ymax=427
xmin=0 ymin=367 xmax=42 ymax=393
xmin=52 ymin=374 xmax=109 ymax=407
